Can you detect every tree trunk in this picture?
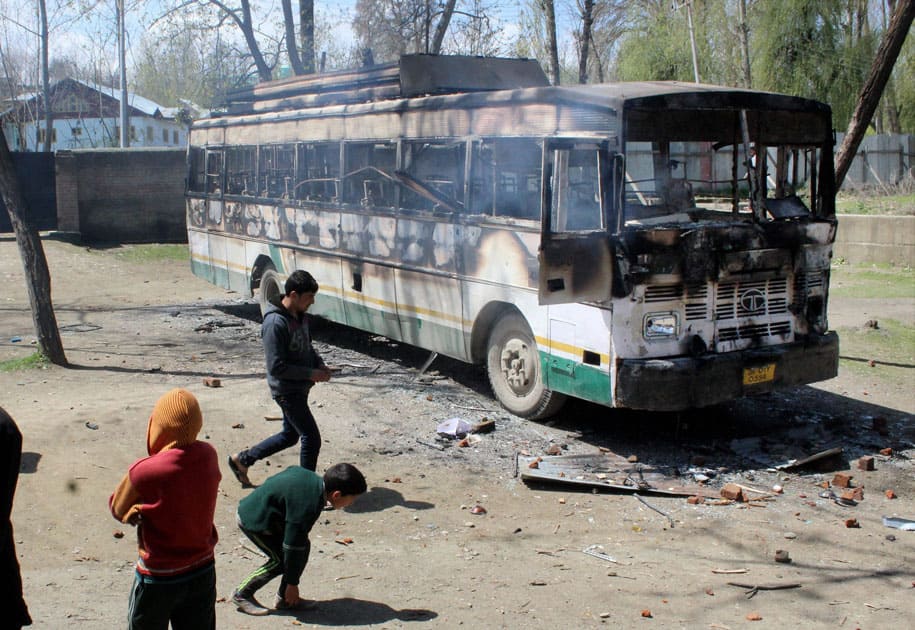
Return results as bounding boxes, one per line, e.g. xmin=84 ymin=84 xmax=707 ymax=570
xmin=835 ymin=0 xmax=914 ymax=189
xmin=541 ymin=0 xmax=560 ymax=85
xmin=39 ymin=0 xmax=51 ymax=152
xmin=210 ymin=0 xmax=272 ymax=81
xmin=299 ymin=0 xmax=315 ymax=73
xmin=737 ymin=0 xmax=752 ymax=88
xmin=281 ymin=0 xmax=306 ymax=75
xmin=578 ymin=0 xmax=594 ymax=84
xmin=429 ymin=0 xmax=457 ymax=55
xmin=0 ymin=128 xmax=67 ymax=366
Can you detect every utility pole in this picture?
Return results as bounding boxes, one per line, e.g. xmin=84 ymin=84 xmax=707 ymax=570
xmin=117 ymin=0 xmax=128 ymax=148
xmin=675 ymin=1 xmax=701 ymax=83
xmin=39 ymin=0 xmax=51 ymax=152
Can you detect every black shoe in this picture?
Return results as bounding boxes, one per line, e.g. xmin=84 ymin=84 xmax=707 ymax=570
xmin=232 ymin=591 xmax=270 ymax=616
xmin=228 ymin=454 xmax=253 ymax=488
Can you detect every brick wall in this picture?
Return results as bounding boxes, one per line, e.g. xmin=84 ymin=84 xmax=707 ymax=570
xmin=59 ymin=148 xmax=187 ymax=243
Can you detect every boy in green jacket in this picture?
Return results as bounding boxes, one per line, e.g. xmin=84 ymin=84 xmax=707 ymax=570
xmin=232 ymin=463 xmax=366 ymax=616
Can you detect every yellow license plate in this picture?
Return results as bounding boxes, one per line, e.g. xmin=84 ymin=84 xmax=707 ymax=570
xmin=743 ymin=363 xmax=776 ymax=386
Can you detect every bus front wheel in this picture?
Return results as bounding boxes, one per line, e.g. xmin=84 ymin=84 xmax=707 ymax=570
xmin=258 ymin=268 xmax=283 ymax=317
xmin=485 ymin=312 xmax=566 ymax=419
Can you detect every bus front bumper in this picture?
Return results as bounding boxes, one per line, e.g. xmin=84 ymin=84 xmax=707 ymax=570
xmin=614 ymin=332 xmax=839 ymax=411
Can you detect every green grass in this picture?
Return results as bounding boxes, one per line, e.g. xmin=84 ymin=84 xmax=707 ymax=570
xmin=836 ymin=191 xmax=915 ymax=215
xmin=829 ymin=263 xmax=915 ymax=299
xmin=0 ymin=352 xmax=49 ymax=372
xmin=112 ymin=244 xmax=189 ymax=263
xmin=837 ymin=318 xmax=915 ymax=383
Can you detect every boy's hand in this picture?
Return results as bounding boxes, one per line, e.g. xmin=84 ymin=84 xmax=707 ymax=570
xmin=283 ymin=584 xmax=300 ymax=606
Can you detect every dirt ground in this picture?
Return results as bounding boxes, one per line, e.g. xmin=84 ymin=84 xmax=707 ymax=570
xmin=1 ymin=236 xmax=913 ymax=629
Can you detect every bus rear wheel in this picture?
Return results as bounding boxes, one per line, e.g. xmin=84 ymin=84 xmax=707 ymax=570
xmin=485 ymin=312 xmax=566 ymax=419
xmin=258 ymin=268 xmax=282 ymax=317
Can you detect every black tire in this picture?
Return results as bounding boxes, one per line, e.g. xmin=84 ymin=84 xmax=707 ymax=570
xmin=258 ymin=268 xmax=282 ymax=317
xmin=485 ymin=312 xmax=566 ymax=419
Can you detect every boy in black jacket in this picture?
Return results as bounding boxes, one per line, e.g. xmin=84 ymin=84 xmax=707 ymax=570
xmin=229 ymin=270 xmax=331 ymax=484
xmin=231 ymin=463 xmax=366 ymax=615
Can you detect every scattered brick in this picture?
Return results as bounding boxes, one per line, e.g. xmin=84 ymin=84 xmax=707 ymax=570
xmin=627 ymin=454 xmax=639 ymax=463
xmin=720 ymin=483 xmax=745 ymax=501
xmin=857 ymin=456 xmax=875 ymax=471
xmin=880 ymin=447 xmax=893 ymax=456
xmin=746 ymin=612 xmax=763 ymax=621
xmin=640 ymin=609 xmax=652 ymax=618
xmin=687 ymin=496 xmax=704 ymax=505
xmin=546 ymin=444 xmax=562 ymax=456
xmin=841 ymin=488 xmax=864 ymax=502
xmin=844 ymin=518 xmax=860 ymax=528
xmin=203 ymin=377 xmax=221 ymax=388
xmin=885 ymin=489 xmax=896 ymax=499
xmin=832 ymin=472 xmax=853 ymax=488
xmin=774 ymin=549 xmax=791 ymax=563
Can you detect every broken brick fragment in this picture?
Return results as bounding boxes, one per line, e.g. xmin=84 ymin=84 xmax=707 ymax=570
xmin=844 ymin=518 xmax=860 ymax=528
xmin=687 ymin=496 xmax=704 ymax=505
xmin=203 ymin=377 xmax=221 ymax=388
xmin=746 ymin=612 xmax=763 ymax=621
xmin=831 ymin=472 xmax=853 ymax=488
xmin=720 ymin=483 xmax=744 ymax=502
xmin=857 ymin=456 xmax=875 ymax=471
xmin=879 ymin=447 xmax=893 ymax=456
xmin=640 ymin=609 xmax=652 ymax=618
xmin=841 ymin=488 xmax=864 ymax=502
xmin=885 ymin=489 xmax=896 ymax=499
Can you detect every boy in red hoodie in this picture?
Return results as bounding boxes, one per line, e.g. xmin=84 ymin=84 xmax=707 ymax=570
xmin=110 ymin=388 xmax=221 ymax=629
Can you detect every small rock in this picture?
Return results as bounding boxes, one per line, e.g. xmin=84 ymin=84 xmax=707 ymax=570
xmin=784 ymin=532 xmax=797 ymax=540
xmin=627 ymin=454 xmax=639 ymax=463
xmin=774 ymin=549 xmax=791 ymax=563
xmin=844 ymin=518 xmax=860 ymax=528
xmin=640 ymin=609 xmax=652 ymax=618
xmin=746 ymin=612 xmax=763 ymax=621
xmin=885 ymin=489 xmax=897 ymax=499
xmin=203 ymin=377 xmax=221 ymax=388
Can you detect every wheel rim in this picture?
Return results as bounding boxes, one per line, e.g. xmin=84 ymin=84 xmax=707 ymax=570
xmin=499 ymin=336 xmax=538 ymax=397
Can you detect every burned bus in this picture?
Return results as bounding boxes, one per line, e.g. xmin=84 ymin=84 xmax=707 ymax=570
xmin=186 ymin=54 xmax=839 ymax=418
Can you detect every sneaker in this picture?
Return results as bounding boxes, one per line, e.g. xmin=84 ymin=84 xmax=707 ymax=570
xmin=272 ymin=594 xmax=318 ymax=611
xmin=227 ymin=454 xmax=253 ymax=488
xmin=232 ymin=591 xmax=270 ymax=616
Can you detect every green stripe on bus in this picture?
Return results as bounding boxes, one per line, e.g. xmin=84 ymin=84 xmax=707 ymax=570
xmin=542 ymin=355 xmax=611 ymax=405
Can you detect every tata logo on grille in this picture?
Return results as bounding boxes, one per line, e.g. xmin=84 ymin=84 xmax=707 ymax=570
xmin=740 ymin=288 xmax=767 ymax=313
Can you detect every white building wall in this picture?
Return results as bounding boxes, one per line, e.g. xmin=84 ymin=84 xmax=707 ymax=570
xmin=4 ymin=116 xmax=187 ymax=152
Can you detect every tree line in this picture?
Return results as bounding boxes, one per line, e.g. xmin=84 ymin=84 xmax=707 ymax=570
xmin=0 ymin=0 xmax=912 ymax=133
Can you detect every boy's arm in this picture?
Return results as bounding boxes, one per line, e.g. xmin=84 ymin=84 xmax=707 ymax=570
xmin=281 ymin=521 xmax=311 ymax=586
xmin=109 ymin=472 xmax=143 ymax=525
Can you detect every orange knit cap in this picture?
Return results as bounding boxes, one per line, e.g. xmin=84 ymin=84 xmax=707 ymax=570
xmin=146 ymin=388 xmax=203 ymax=454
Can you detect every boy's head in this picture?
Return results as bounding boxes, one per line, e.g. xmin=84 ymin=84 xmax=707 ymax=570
xmin=146 ymin=388 xmax=202 ymax=454
xmin=285 ymin=270 xmax=319 ymax=296
xmin=283 ymin=270 xmax=319 ymax=315
xmin=323 ymin=463 xmax=367 ymax=510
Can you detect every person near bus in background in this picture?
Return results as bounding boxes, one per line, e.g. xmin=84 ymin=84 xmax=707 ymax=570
xmin=1 ymin=407 xmax=32 ymax=629
xmin=109 ymin=389 xmax=221 ymax=630
xmin=228 ymin=270 xmax=331 ymax=484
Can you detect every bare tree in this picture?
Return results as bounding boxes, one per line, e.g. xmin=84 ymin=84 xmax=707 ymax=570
xmin=539 ymin=0 xmax=560 ymax=84
xmin=0 ymin=126 xmax=66 ymax=365
xmin=835 ymin=0 xmax=915 ymax=188
xmin=39 ymin=0 xmax=51 ymax=152
xmin=206 ymin=0 xmax=272 ymax=81
xmin=577 ymin=0 xmax=594 ymax=84
xmin=299 ymin=0 xmax=315 ymax=73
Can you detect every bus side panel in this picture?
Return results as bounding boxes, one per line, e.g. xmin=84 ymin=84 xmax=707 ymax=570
xmin=545 ymin=303 xmax=613 ymax=404
xmin=338 ymin=212 xmax=402 ymax=341
xmin=394 ymin=219 xmax=465 ymax=360
xmin=187 ymin=226 xmax=218 ymax=287
xmin=459 ymin=224 xmax=546 ymax=354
